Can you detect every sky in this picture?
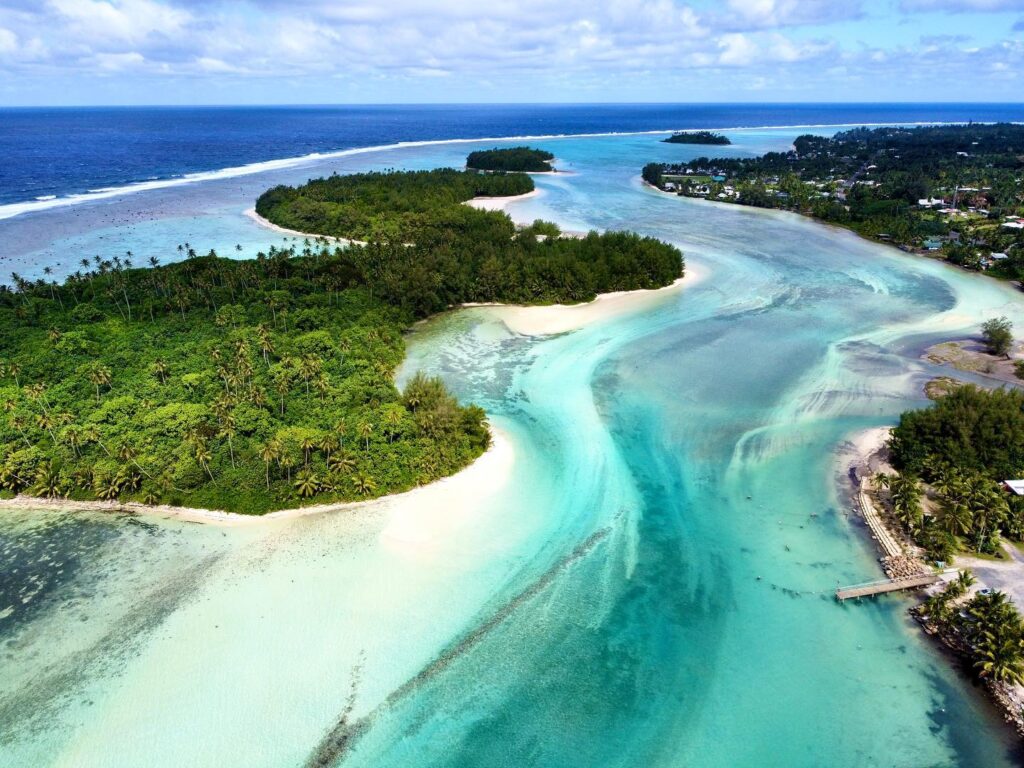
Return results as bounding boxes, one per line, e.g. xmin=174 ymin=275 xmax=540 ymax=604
xmin=0 ymin=0 xmax=1022 ymax=105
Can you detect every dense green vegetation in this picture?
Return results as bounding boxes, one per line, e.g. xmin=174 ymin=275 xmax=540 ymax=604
xmin=466 ymin=146 xmax=555 ymax=172
xmin=923 ymin=572 xmax=1024 ymax=687
xmin=257 ymin=165 xmax=684 ymax=315
xmin=886 ymin=385 xmax=1024 ymax=557
xmin=663 ymin=131 xmax=730 ymax=145
xmin=2 ymin=157 xmax=684 ymax=514
xmin=0 ymin=248 xmax=489 ymax=514
xmin=256 ymin=168 xmax=534 ymax=243
xmin=644 ymin=124 xmax=1024 ymax=278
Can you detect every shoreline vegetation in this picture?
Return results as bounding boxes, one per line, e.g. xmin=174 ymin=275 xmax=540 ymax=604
xmin=2 ymin=147 xmax=684 ymax=516
xmin=845 ymin=424 xmax=1024 ymax=737
xmin=843 ymin=319 xmax=1024 ymax=738
xmin=0 ymin=424 xmax=513 ymax=527
xmin=662 ymin=130 xmax=731 ymax=145
xmin=466 ymin=146 xmax=556 ymax=172
xmin=644 ymin=123 xmax=1024 ymax=281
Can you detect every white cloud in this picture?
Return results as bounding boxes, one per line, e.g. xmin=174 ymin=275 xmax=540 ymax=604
xmin=47 ymin=0 xmax=191 ymax=45
xmin=900 ymin=0 xmax=1024 ymax=11
xmin=0 ymin=0 xmax=1019 ymax=101
xmin=93 ymin=50 xmax=145 ymax=70
xmin=0 ymin=27 xmax=17 ymax=54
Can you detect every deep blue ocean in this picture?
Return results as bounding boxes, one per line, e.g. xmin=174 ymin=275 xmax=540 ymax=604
xmin=2 ymin=102 xmax=1022 ymax=206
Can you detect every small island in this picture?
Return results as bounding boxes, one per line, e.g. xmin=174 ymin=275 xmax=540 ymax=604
xmin=1 ymin=154 xmax=683 ymax=515
xmin=643 ymin=123 xmax=1024 ymax=280
xmin=466 ymin=146 xmax=556 ymax=172
xmin=662 ymin=131 xmax=731 ymax=146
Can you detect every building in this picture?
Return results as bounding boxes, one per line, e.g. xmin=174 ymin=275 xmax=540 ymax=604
xmin=1003 ymin=480 xmax=1024 ymax=496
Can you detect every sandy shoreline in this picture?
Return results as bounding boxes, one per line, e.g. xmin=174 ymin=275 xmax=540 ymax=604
xmin=463 ymin=187 xmax=542 ymax=216
xmin=478 ymin=261 xmax=707 ymax=336
xmin=0 ymin=427 xmax=513 ymax=528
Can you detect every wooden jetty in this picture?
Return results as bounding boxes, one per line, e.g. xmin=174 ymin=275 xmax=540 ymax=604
xmin=856 ymin=477 xmax=903 ymax=558
xmin=835 ymin=572 xmax=941 ymax=601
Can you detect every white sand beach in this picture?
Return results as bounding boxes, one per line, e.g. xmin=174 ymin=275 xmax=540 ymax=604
xmin=463 ymin=187 xmax=543 ymax=214
xmin=486 ymin=260 xmax=708 ymax=336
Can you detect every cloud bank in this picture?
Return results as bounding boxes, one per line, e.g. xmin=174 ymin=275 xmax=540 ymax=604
xmin=0 ymin=0 xmax=1021 ymax=103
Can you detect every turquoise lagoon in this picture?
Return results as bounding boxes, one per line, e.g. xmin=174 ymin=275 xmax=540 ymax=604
xmin=1 ymin=130 xmax=1023 ymax=767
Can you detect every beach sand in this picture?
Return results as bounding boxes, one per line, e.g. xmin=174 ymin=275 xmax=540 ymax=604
xmin=484 ymin=261 xmax=708 ymax=336
xmin=463 ymin=188 xmax=543 ymax=216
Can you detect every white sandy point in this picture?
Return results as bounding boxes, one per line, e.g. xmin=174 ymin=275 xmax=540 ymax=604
xmin=483 ymin=260 xmax=708 ymax=337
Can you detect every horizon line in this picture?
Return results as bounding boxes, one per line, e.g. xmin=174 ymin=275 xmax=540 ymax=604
xmin=2 ymin=100 xmax=1024 ymax=110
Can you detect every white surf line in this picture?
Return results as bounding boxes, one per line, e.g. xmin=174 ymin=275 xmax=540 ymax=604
xmin=3 ymin=120 xmax=1010 ymax=222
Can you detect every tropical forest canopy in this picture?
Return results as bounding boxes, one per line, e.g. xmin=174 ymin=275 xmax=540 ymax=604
xmin=256 ymin=162 xmax=684 ymax=315
xmin=662 ymin=131 xmax=731 ymax=145
xmin=887 ymin=385 xmax=1024 ymax=557
xmin=466 ymin=146 xmax=555 ymax=172
xmin=0 ymin=248 xmax=488 ymax=514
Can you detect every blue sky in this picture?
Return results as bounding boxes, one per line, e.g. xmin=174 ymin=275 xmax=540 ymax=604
xmin=0 ymin=0 xmax=1022 ymax=105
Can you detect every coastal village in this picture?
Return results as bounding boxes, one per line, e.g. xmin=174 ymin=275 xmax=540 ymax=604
xmin=645 ymin=124 xmax=1024 ymax=276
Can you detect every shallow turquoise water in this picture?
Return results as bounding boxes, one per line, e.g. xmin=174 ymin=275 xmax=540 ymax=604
xmin=2 ymin=130 xmax=1024 ymax=766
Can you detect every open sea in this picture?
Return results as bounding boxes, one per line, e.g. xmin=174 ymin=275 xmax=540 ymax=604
xmin=2 ymin=104 xmax=1024 ymax=767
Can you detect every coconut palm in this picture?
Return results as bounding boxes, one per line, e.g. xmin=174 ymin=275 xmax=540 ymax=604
xmin=357 ymin=421 xmax=374 ymax=451
xmin=328 ymin=449 xmax=356 ymax=476
xmin=937 ymin=500 xmax=972 ymax=537
xmin=258 ymin=440 xmax=279 ymax=490
xmin=218 ymin=415 xmax=237 ymax=469
xmin=87 ymin=363 xmax=112 ymax=402
xmin=94 ymin=474 xmax=122 ymax=501
xmin=353 ymin=473 xmax=376 ymax=496
xmin=294 ymin=469 xmax=320 ymax=499
xmin=32 ymin=462 xmax=64 ymax=499
xmin=280 ymin=453 xmax=295 ymax=483
xmin=890 ymin=473 xmax=923 ymax=533
xmin=318 ymin=434 xmax=338 ymax=463
xmin=152 ymin=358 xmax=169 ymax=384
xmin=974 ymin=621 xmax=1024 ymax=685
xmin=300 ymin=437 xmax=315 ymax=468
xmin=384 ymin=407 xmax=403 ymax=443
xmin=193 ymin=440 xmax=214 ymax=481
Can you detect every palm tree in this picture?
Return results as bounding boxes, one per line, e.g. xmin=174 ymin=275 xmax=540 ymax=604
xmin=300 ymin=437 xmax=315 ymax=468
xmin=890 ymin=473 xmax=923 ymax=533
xmin=294 ymin=469 xmax=320 ymax=499
xmin=318 ymin=434 xmax=338 ymax=464
xmin=357 ymin=421 xmax=373 ymax=451
xmin=974 ymin=616 xmax=1024 ymax=685
xmin=94 ymin=473 xmax=122 ymax=501
xmin=152 ymin=358 xmax=169 ymax=384
xmin=193 ymin=440 xmax=214 ymax=481
xmin=353 ymin=473 xmax=376 ymax=496
xmin=218 ymin=415 xmax=237 ymax=469
xmin=384 ymin=408 xmax=402 ymax=443
xmin=328 ymin=449 xmax=356 ymax=476
xmin=259 ymin=440 xmax=279 ymax=490
xmin=938 ymin=500 xmax=972 ymax=537
xmin=32 ymin=462 xmax=64 ymax=499
xmin=87 ymin=363 xmax=112 ymax=402
xmin=280 ymin=454 xmax=295 ymax=483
